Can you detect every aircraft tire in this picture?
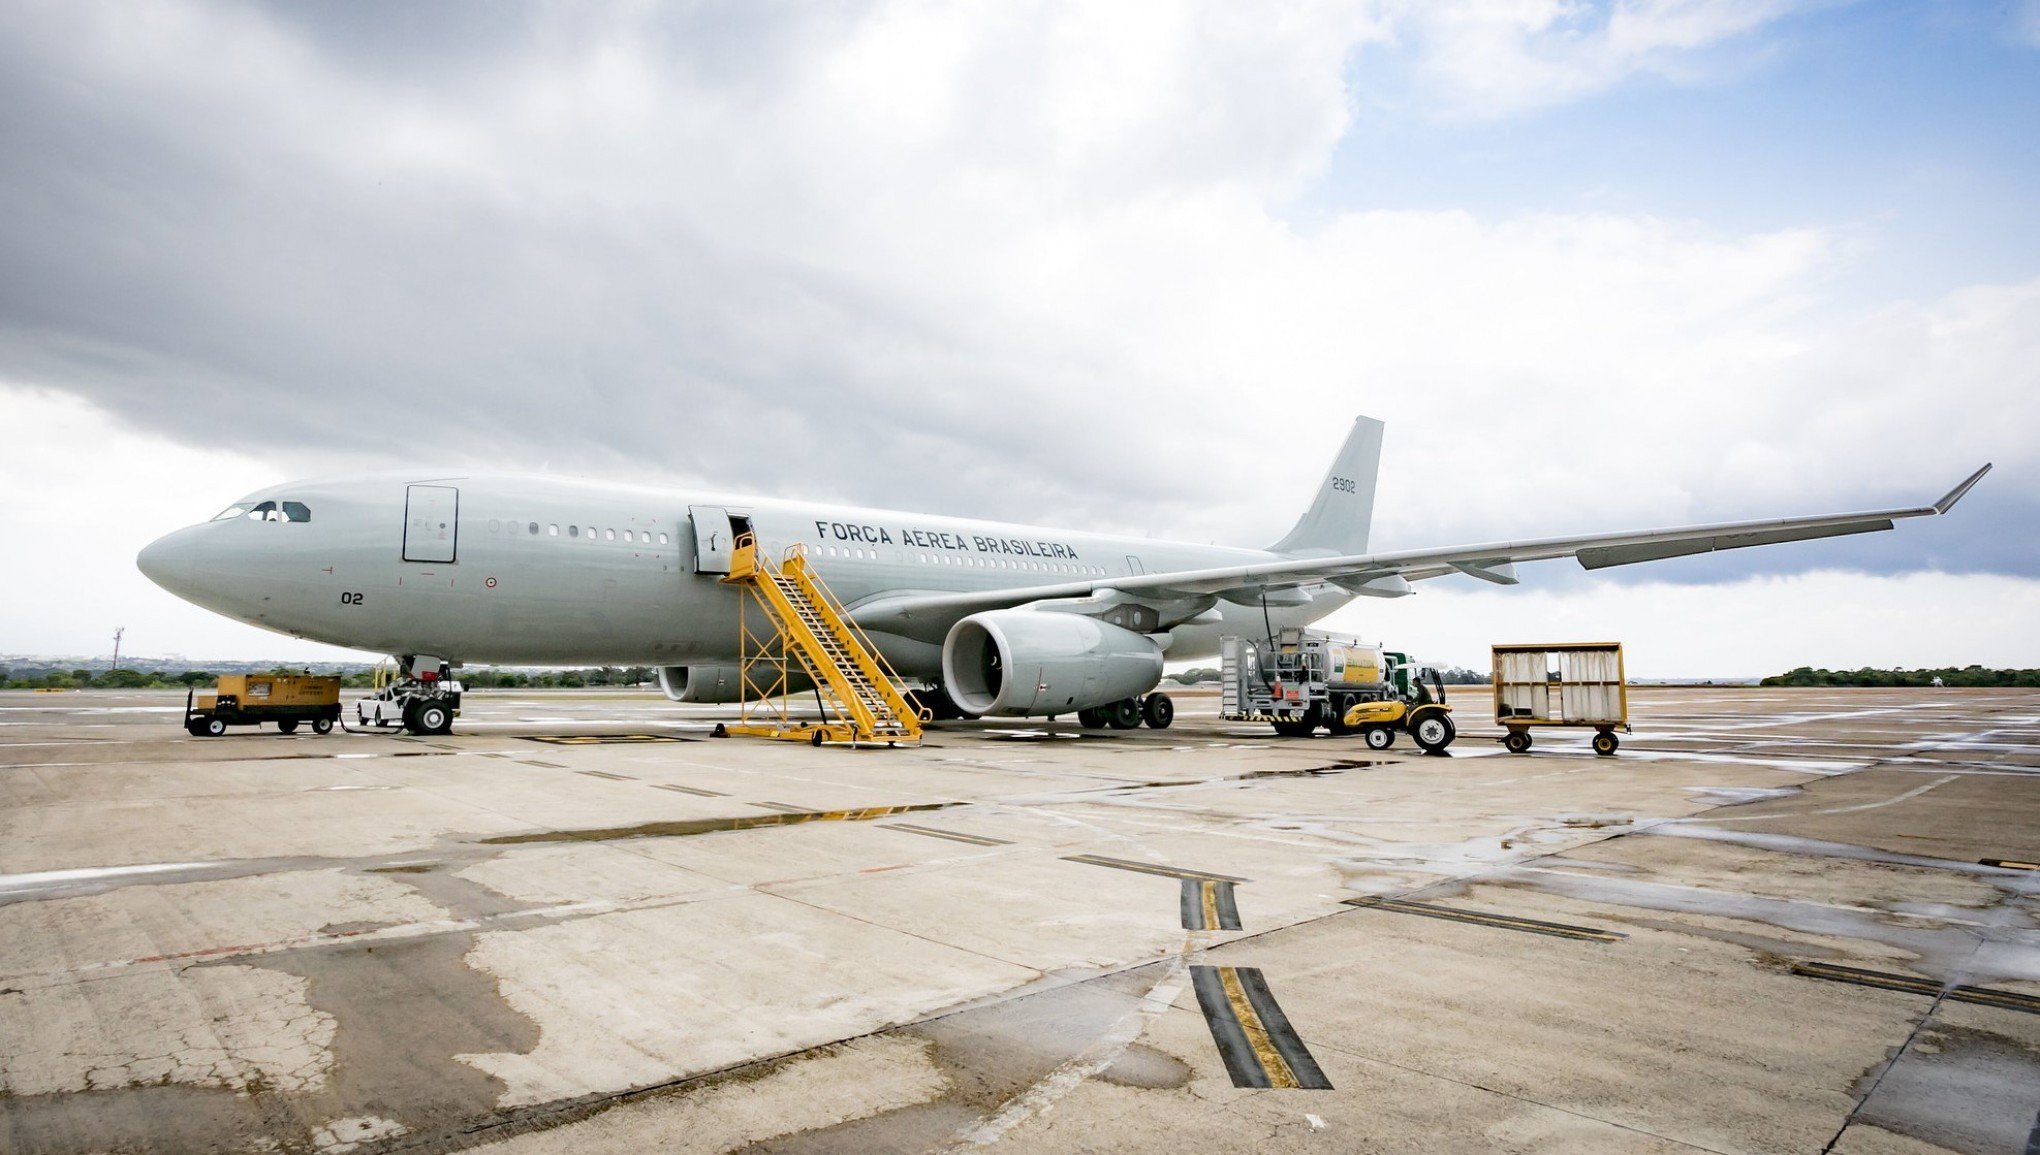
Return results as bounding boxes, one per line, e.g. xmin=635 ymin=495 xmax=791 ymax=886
xmin=1364 ymin=726 xmax=1394 ymax=750
xmin=1142 ymin=693 xmax=1174 ymax=730
xmin=1077 ymin=707 xmax=1106 ymax=729
xmin=1325 ymin=694 xmax=1356 ymax=735
xmin=1105 ymin=699 xmax=1141 ymax=729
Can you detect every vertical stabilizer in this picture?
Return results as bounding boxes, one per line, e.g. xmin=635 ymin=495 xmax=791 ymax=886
xmin=1267 ymin=416 xmax=1383 ymax=557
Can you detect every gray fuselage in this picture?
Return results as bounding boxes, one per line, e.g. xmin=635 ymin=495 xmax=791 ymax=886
xmin=137 ymin=473 xmax=1351 ymax=672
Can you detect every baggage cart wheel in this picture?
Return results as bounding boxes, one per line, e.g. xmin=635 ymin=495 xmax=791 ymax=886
xmin=277 ymin=719 xmax=300 ymax=734
xmin=1592 ymin=730 xmax=1619 ymax=757
xmin=1364 ymin=726 xmax=1394 ymax=750
xmin=185 ymin=719 xmax=206 ymax=737
xmin=1504 ymin=730 xmax=1531 ymax=754
xmin=1106 ymin=698 xmax=1142 ymax=730
xmin=203 ymin=717 xmax=228 ymax=737
xmin=1271 ymin=718 xmax=1315 ymax=737
xmin=1413 ymin=713 xmax=1455 ymax=754
xmin=1142 ymin=693 xmax=1175 ymax=730
xmin=312 ymin=718 xmax=334 ymax=735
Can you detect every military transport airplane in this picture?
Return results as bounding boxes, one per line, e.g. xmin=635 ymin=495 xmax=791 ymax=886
xmin=137 ymin=418 xmax=1989 ymax=733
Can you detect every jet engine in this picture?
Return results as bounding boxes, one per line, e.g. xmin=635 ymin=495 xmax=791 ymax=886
xmin=942 ymin=610 xmax=1163 ymax=717
xmin=656 ymin=665 xmax=812 ymax=704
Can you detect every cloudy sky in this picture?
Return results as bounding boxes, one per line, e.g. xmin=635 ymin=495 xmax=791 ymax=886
xmin=1 ymin=0 xmax=2034 ymax=676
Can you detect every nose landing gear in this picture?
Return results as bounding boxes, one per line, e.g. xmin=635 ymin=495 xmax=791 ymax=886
xmin=354 ymin=655 xmax=464 ymax=736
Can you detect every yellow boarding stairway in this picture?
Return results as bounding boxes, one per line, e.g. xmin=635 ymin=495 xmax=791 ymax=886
xmin=720 ymin=533 xmax=927 ymax=746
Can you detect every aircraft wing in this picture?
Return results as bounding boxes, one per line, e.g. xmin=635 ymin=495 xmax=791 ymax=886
xmin=849 ymin=465 xmax=1991 ymax=643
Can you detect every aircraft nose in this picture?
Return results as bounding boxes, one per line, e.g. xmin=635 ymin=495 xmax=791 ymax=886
xmin=137 ymin=531 xmax=197 ymax=593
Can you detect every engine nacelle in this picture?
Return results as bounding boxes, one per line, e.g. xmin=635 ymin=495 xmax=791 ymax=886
xmin=942 ymin=610 xmax=1164 ymax=717
xmin=656 ymin=665 xmax=812 ymax=704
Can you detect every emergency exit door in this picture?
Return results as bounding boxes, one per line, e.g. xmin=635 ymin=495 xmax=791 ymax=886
xmin=404 ymin=485 xmax=459 ymax=563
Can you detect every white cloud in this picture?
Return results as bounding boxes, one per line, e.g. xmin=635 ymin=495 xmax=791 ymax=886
xmin=1381 ymin=0 xmax=1809 ymax=119
xmin=1320 ymin=570 xmax=2040 ymax=677
xmin=0 ymin=387 xmax=370 ymax=662
xmin=0 ymin=1 xmax=2029 ymax=665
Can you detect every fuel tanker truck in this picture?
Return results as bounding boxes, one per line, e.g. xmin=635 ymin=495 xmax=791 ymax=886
xmin=1219 ymin=628 xmax=1456 ymax=753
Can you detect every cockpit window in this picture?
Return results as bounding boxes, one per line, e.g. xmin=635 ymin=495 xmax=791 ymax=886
xmin=211 ymin=505 xmax=250 ymax=521
xmin=246 ymin=501 xmax=282 ymax=522
xmin=281 ymin=501 xmax=311 ymax=523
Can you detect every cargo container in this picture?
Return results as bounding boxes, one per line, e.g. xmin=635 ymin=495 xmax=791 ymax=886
xmin=1492 ymin=643 xmax=1628 ymax=755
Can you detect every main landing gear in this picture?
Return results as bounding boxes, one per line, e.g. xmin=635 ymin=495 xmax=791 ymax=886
xmin=1076 ymin=693 xmax=1174 ymax=731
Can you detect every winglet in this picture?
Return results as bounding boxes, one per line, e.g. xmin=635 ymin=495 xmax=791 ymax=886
xmin=1933 ymin=464 xmax=1992 ymax=514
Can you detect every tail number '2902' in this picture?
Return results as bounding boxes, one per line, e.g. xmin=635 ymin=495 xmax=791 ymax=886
xmin=1331 ymin=477 xmax=1357 ymax=493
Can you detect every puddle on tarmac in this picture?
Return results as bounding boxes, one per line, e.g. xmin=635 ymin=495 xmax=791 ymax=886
xmin=1684 ymin=785 xmax=1804 ymax=808
xmin=479 ymin=802 xmax=961 ymax=844
xmin=983 ymin=729 xmax=1123 ymax=742
xmin=1488 ymin=866 xmax=2040 ymax=986
xmin=1850 ymin=1024 xmax=2040 ymax=1155
xmin=1645 ymin=825 xmax=2040 ymax=895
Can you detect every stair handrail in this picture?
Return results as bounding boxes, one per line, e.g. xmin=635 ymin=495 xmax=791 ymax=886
xmin=781 ymin=544 xmax=931 ymax=729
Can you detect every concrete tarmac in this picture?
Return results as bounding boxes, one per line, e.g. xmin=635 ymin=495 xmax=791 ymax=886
xmin=1 ymin=686 xmax=2036 ymax=1154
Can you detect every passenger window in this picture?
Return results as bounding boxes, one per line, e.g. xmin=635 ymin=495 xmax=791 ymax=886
xmin=549 ymin=524 xmax=559 ymax=536
xmin=488 ymin=519 xmax=501 ymax=533
xmin=623 ymin=530 xmax=634 ymax=543
xmin=529 ymin=522 xmax=540 ymax=535
xmin=605 ymin=529 xmax=615 ymax=541
xmin=568 ymin=525 xmax=579 ymax=537
xmin=658 ymin=532 xmax=669 ymax=545
xmin=282 ymin=501 xmax=311 ymax=523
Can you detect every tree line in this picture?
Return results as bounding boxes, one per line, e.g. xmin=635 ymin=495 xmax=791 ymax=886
xmin=1761 ymin=665 xmax=2040 ymax=688
xmin=1 ymin=666 xmax=663 ymax=691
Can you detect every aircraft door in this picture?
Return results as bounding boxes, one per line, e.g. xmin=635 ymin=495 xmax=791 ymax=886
xmin=1125 ymin=555 xmax=1145 ymax=576
xmin=689 ymin=506 xmax=732 ymax=574
xmin=404 ymin=485 xmax=459 ymax=563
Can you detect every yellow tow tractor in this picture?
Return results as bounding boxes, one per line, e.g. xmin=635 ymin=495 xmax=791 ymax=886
xmin=1341 ymin=671 xmax=1455 ymax=754
xmin=184 ymin=673 xmax=342 ymax=737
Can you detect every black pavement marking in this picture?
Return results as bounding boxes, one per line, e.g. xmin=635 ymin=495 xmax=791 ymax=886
xmin=577 ymin=770 xmax=636 ymax=781
xmin=749 ymin=801 xmax=808 ymax=813
xmin=1062 ymin=854 xmax=1247 ymax=883
xmin=1190 ymin=965 xmax=1332 ymax=1090
xmin=1982 ymin=857 xmax=2040 ymax=871
xmin=1789 ymin=962 xmax=2040 ymax=1015
xmin=881 ymin=824 xmax=1009 ymax=847
xmin=1343 ymin=897 xmax=1625 ymax=942
xmin=522 ymin=734 xmax=695 ymax=745
xmin=480 ymin=803 xmax=957 ymax=844
xmin=518 ymin=759 xmax=568 ymax=769
xmin=651 ymin=783 xmax=728 ymax=797
xmin=1181 ymin=879 xmax=1243 ymax=930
